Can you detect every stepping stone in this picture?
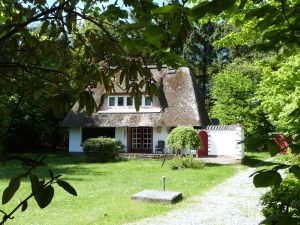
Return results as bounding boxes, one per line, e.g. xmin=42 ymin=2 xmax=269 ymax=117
xmin=132 ymin=190 xmax=182 ymax=204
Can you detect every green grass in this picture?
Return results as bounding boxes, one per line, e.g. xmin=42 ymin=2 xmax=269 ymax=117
xmin=0 ymin=155 xmax=238 ymax=225
xmin=242 ymin=151 xmax=271 ymax=167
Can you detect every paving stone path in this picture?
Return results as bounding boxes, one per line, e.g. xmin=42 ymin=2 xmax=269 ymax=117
xmin=125 ymin=167 xmax=269 ymax=225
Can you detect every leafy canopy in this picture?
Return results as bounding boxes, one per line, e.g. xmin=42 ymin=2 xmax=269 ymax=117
xmin=210 ymin=58 xmax=272 ymax=136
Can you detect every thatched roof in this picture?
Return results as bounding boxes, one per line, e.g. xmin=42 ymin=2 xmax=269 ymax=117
xmin=62 ymin=66 xmax=202 ymax=127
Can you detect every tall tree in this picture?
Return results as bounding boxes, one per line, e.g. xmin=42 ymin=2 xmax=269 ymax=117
xmin=182 ymin=21 xmax=233 ymax=125
xmin=210 ymin=58 xmax=273 ymax=136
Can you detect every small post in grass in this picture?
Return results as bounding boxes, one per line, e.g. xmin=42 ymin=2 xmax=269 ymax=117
xmin=162 ymin=176 xmax=166 ymax=191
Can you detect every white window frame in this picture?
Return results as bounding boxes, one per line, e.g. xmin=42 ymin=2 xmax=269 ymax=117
xmin=107 ymin=95 xmax=152 ymax=107
xmin=108 ymin=96 xmax=116 ymax=107
xmin=142 ymin=96 xmax=152 ymax=107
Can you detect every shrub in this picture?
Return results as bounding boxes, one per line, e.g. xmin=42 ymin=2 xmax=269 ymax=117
xmin=260 ymin=175 xmax=300 ymax=224
xmin=116 ymin=140 xmax=124 ymax=152
xmin=167 ymin=126 xmax=201 ymax=154
xmin=83 ymin=137 xmax=118 ymax=162
xmin=170 ymin=155 xmax=205 ymax=170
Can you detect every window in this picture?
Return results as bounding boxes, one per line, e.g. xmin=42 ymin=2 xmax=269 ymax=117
xmin=107 ymin=95 xmax=152 ymax=108
xmin=82 ymin=128 xmax=115 ymax=143
xmin=108 ymin=97 xmax=115 ymax=106
xmin=143 ymin=128 xmax=152 ymax=149
xmin=144 ymin=96 xmax=152 ymax=106
xmin=126 ymin=97 xmax=133 ymax=106
xmin=132 ymin=128 xmax=141 ymax=149
xmin=118 ymin=97 xmax=124 ymax=106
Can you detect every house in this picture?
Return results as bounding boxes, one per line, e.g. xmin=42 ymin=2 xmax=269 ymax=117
xmin=62 ymin=66 xmax=203 ymax=154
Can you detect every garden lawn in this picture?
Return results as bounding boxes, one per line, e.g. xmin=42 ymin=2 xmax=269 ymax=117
xmin=0 ymin=155 xmax=237 ymax=225
xmin=242 ymin=152 xmax=271 ymax=167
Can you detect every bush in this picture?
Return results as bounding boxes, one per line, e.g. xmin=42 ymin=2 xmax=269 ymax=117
xmin=260 ymin=175 xmax=300 ymax=224
xmin=167 ymin=126 xmax=201 ymax=153
xmin=170 ymin=155 xmax=205 ymax=170
xmin=83 ymin=137 xmax=118 ymax=162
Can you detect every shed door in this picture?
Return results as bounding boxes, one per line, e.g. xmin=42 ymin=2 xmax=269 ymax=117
xmin=198 ymin=130 xmax=208 ymax=157
xmin=129 ymin=127 xmax=153 ymax=153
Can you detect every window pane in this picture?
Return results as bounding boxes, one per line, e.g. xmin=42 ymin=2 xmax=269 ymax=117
xmin=109 ymin=97 xmax=115 ymax=106
xmin=118 ymin=97 xmax=124 ymax=106
xmin=145 ymin=96 xmax=152 ymax=106
xmin=127 ymin=97 xmax=133 ymax=106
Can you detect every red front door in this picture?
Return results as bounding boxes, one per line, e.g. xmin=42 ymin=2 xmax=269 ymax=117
xmin=128 ymin=127 xmax=153 ymax=153
xmin=198 ymin=130 xmax=208 ymax=157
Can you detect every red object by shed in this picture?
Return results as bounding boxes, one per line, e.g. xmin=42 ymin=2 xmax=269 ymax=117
xmin=198 ymin=130 xmax=208 ymax=157
xmin=273 ymin=134 xmax=289 ymax=154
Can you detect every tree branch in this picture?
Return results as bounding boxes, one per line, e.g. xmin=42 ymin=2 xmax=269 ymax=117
xmin=0 ymin=63 xmax=69 ymax=76
xmin=0 ymin=176 xmax=55 ymax=224
xmin=280 ymin=0 xmax=295 ymax=38
xmin=70 ymin=10 xmax=119 ymax=43
xmin=0 ymin=0 xmax=71 ymax=41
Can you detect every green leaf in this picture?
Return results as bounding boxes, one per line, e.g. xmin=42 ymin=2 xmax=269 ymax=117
xmin=272 ymin=164 xmax=290 ymax=170
xmin=49 ymin=170 xmax=54 ymax=179
xmin=21 ymin=200 xmax=28 ymax=212
xmin=267 ymin=140 xmax=280 ymax=157
xmin=289 ymin=165 xmax=300 ymax=179
xmin=289 ymin=143 xmax=300 ymax=154
xmin=249 ymin=169 xmax=267 ymax=177
xmin=253 ymin=170 xmax=282 ymax=188
xmin=245 ymin=5 xmax=277 ymax=20
xmin=171 ymin=15 xmax=181 ymax=36
xmin=102 ymin=5 xmax=128 ymax=20
xmin=85 ymin=91 xmax=96 ymax=115
xmin=259 ymin=213 xmax=285 ymax=224
xmin=78 ymin=91 xmax=86 ymax=112
xmin=190 ymin=0 xmax=236 ymax=20
xmin=39 ymin=20 xmax=49 ymax=37
xmin=276 ymin=216 xmax=298 ymax=225
xmin=143 ymin=25 xmax=165 ymax=48
xmin=35 ymin=185 xmax=54 ymax=209
xmin=49 ymin=21 xmax=57 ymax=38
xmin=239 ymin=136 xmax=269 ymax=151
xmin=57 ymin=180 xmax=77 ymax=196
xmin=2 ymin=176 xmax=21 ymax=204
xmin=150 ymin=83 xmax=159 ymax=96
xmin=133 ymin=95 xmax=141 ymax=112
xmin=238 ymin=0 xmax=247 ymax=9
xmin=31 ymin=174 xmax=40 ymax=193
xmin=78 ymin=91 xmax=96 ymax=114
xmin=153 ymin=4 xmax=178 ymax=15
xmin=119 ymin=23 xmax=144 ymax=32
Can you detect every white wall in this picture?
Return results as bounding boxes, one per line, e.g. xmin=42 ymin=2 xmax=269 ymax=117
xmin=207 ymin=126 xmax=244 ymax=159
xmin=69 ymin=127 xmax=83 ymax=152
xmin=115 ymin=127 xmax=128 ymax=152
xmin=152 ymin=127 xmax=169 ymax=153
xmin=235 ymin=126 xmax=245 ymax=160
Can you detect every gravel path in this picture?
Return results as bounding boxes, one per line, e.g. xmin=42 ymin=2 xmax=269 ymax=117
xmin=125 ymin=167 xmax=268 ymax=225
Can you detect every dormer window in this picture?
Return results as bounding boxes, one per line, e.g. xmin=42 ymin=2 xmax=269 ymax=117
xmin=107 ymin=95 xmax=152 ymax=108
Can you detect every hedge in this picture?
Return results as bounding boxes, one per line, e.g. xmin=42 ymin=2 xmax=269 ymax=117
xmin=83 ymin=137 xmax=118 ymax=162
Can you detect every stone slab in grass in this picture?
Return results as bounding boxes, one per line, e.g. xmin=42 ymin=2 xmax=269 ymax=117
xmin=132 ymin=190 xmax=182 ymax=204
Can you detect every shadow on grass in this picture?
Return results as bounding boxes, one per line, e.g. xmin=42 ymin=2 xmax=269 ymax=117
xmin=0 ymin=153 xmax=125 ymax=180
xmin=242 ymin=155 xmax=277 ymax=168
xmin=204 ymin=163 xmax=228 ymax=167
